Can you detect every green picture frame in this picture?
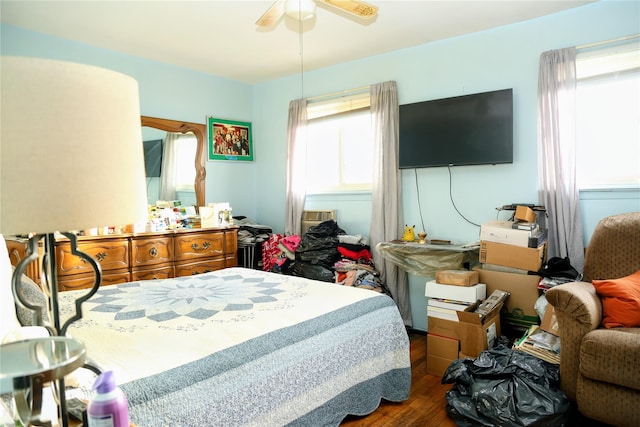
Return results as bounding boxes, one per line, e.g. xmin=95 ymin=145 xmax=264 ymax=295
xmin=207 ymin=117 xmax=254 ymax=162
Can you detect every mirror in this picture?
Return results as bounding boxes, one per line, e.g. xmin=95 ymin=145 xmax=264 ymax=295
xmin=141 ymin=116 xmax=206 ymax=208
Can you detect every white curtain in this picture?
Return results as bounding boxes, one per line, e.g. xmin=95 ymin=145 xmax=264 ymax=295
xmin=369 ymin=81 xmax=411 ymax=327
xmin=159 ymin=132 xmax=179 ymax=201
xmin=284 ymin=99 xmax=308 ymax=236
xmin=537 ymin=47 xmax=585 ymax=273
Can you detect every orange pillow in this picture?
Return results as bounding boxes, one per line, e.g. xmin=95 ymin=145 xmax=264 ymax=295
xmin=592 ymin=269 xmax=640 ymax=328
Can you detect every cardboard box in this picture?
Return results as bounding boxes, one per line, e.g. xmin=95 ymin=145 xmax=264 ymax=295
xmin=456 ymin=302 xmax=502 ymax=358
xmin=479 ymin=240 xmax=546 ymax=271
xmin=426 ymin=333 xmax=459 ymax=377
xmin=426 ymin=354 xmax=456 ymax=377
xmin=435 ymin=269 xmax=479 ymax=287
xmin=427 ymin=305 xmax=458 ymax=321
xmin=515 ymin=205 xmax=536 ymax=223
xmin=428 ymin=316 xmax=459 ymax=340
xmin=480 ymin=221 xmax=537 ymax=248
xmin=425 ymin=281 xmax=486 ymax=303
xmin=475 ymin=267 xmax=541 ymax=327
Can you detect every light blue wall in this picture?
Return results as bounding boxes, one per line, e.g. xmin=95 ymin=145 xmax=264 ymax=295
xmin=2 ymin=0 xmax=639 ymax=331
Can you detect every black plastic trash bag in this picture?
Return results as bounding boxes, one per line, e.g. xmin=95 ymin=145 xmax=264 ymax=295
xmin=295 ymin=234 xmax=340 ymax=266
xmin=287 ymin=261 xmax=335 ymax=282
xmin=295 ymin=220 xmax=343 ymax=267
xmin=305 ymin=219 xmax=345 ymax=237
xmin=442 ymin=345 xmax=571 ymax=427
xmin=538 ymin=257 xmax=580 ymax=280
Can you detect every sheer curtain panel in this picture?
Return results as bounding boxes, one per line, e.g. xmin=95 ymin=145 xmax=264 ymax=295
xmin=159 ymin=132 xmax=179 ymax=202
xmin=285 ymin=99 xmax=308 ymax=236
xmin=369 ymin=81 xmax=411 ymax=327
xmin=537 ymin=48 xmax=585 ymax=273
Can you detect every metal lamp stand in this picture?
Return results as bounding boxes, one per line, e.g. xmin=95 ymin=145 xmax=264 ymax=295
xmin=12 ymin=232 xmax=102 ymax=427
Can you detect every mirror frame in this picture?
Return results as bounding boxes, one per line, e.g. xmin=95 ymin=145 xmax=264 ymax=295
xmin=141 ymin=116 xmax=206 ymax=208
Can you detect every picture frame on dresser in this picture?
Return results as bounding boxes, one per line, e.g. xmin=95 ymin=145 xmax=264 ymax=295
xmin=207 ymin=117 xmax=254 ymax=162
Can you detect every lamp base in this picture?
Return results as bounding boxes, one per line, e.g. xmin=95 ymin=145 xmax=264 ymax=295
xmin=11 ymin=232 xmax=103 ymax=427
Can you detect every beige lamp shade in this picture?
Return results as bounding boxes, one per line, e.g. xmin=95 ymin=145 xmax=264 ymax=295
xmin=0 ymin=57 xmax=148 ymax=235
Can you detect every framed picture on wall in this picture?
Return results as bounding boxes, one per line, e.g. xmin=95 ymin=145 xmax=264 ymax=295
xmin=207 ymin=117 xmax=254 ymax=162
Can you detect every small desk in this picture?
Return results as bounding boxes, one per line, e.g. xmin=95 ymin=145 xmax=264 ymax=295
xmin=376 ymin=240 xmax=479 ymax=277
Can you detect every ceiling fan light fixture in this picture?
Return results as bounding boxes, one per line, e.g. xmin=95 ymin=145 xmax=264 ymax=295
xmin=285 ymin=0 xmax=316 ymax=21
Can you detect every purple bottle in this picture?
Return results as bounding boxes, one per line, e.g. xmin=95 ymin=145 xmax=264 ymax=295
xmin=87 ymin=371 xmax=129 ymax=427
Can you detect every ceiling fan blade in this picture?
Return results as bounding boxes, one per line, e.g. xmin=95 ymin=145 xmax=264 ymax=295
xmin=318 ymin=0 xmax=378 ymax=20
xmin=256 ymin=0 xmax=286 ymax=27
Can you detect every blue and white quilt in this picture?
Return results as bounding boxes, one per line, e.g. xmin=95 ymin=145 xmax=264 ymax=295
xmin=59 ymin=267 xmax=411 ymax=426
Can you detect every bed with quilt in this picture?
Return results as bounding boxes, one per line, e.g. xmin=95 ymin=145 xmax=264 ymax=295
xmin=56 ymin=267 xmax=411 ymax=426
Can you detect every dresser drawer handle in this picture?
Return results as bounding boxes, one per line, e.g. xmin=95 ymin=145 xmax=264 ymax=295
xmin=191 ymin=241 xmax=211 ymax=251
xmin=82 ymin=252 xmax=107 ymax=263
xmin=149 ymin=247 xmax=158 ymax=257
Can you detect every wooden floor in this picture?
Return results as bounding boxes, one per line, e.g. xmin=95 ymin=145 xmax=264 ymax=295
xmin=341 ymin=331 xmax=456 ymax=427
xmin=341 ymin=330 xmax=610 ymax=427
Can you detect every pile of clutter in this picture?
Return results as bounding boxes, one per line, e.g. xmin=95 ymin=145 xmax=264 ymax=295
xmin=536 ymin=256 xmax=582 ymax=292
xmin=233 ymin=216 xmax=272 ymax=245
xmin=262 ymin=220 xmax=389 ymax=294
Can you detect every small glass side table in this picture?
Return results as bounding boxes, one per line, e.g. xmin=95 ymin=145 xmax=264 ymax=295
xmin=0 ymin=336 xmax=86 ymax=427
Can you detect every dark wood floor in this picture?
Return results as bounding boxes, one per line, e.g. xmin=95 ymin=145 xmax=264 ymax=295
xmin=341 ymin=331 xmax=456 ymax=427
xmin=341 ymin=330 xmax=611 ymax=427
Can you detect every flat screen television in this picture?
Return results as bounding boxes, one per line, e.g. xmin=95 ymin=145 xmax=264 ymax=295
xmin=143 ymin=139 xmax=163 ymax=177
xmin=399 ymin=88 xmax=513 ymax=169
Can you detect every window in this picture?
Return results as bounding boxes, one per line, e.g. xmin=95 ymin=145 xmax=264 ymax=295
xmin=576 ymin=39 xmax=640 ymax=189
xmin=175 ymin=133 xmax=197 ymax=190
xmin=305 ymin=91 xmax=372 ymax=193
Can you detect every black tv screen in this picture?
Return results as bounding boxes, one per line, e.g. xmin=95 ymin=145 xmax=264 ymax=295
xmin=143 ymin=139 xmax=163 ymax=177
xmin=399 ymin=89 xmax=513 ymax=169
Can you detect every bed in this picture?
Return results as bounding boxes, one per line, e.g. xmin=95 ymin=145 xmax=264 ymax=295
xmin=54 ymin=267 xmax=411 ymax=426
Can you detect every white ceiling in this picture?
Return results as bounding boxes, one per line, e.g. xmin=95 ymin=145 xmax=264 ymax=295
xmin=1 ymin=0 xmax=594 ymax=84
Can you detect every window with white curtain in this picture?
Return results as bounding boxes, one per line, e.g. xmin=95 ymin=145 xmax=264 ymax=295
xmin=175 ymin=133 xmax=197 ymax=190
xmin=305 ymin=91 xmax=372 ymax=193
xmin=576 ymin=39 xmax=640 ymax=189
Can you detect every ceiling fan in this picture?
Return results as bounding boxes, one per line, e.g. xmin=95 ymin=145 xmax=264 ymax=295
xmin=256 ymin=0 xmax=379 ymax=27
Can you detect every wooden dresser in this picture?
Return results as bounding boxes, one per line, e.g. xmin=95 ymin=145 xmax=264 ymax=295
xmin=6 ymin=227 xmax=238 ymax=291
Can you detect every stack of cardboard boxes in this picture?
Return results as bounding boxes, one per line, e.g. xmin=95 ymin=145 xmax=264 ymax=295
xmin=425 ymin=270 xmax=504 ymax=376
xmin=476 ymin=205 xmax=547 ymax=330
xmin=424 ymin=206 xmax=548 ymax=377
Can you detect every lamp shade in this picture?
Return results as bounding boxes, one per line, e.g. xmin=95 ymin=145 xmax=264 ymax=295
xmin=285 ymin=0 xmax=316 ymax=21
xmin=0 ymin=57 xmax=148 ymax=235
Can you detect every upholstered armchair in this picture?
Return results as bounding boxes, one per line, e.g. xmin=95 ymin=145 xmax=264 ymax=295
xmin=546 ymin=212 xmax=640 ymax=427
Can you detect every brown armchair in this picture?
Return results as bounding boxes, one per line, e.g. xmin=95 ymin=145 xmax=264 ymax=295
xmin=546 ymin=212 xmax=640 ymax=427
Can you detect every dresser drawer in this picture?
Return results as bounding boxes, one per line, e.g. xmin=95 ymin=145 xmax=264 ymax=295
xmin=58 ymin=270 xmax=130 ymax=291
xmin=224 ymin=230 xmax=238 ymax=255
xmin=131 ymin=236 xmax=174 ymax=267
xmin=5 ymin=238 xmax=42 ymax=283
xmin=131 ymin=264 xmax=175 ymax=282
xmin=174 ymin=231 xmax=224 ymax=261
xmin=224 ymin=253 xmax=238 ymax=268
xmin=174 ymin=258 xmax=225 ymax=277
xmin=56 ymin=238 xmax=130 ymax=277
